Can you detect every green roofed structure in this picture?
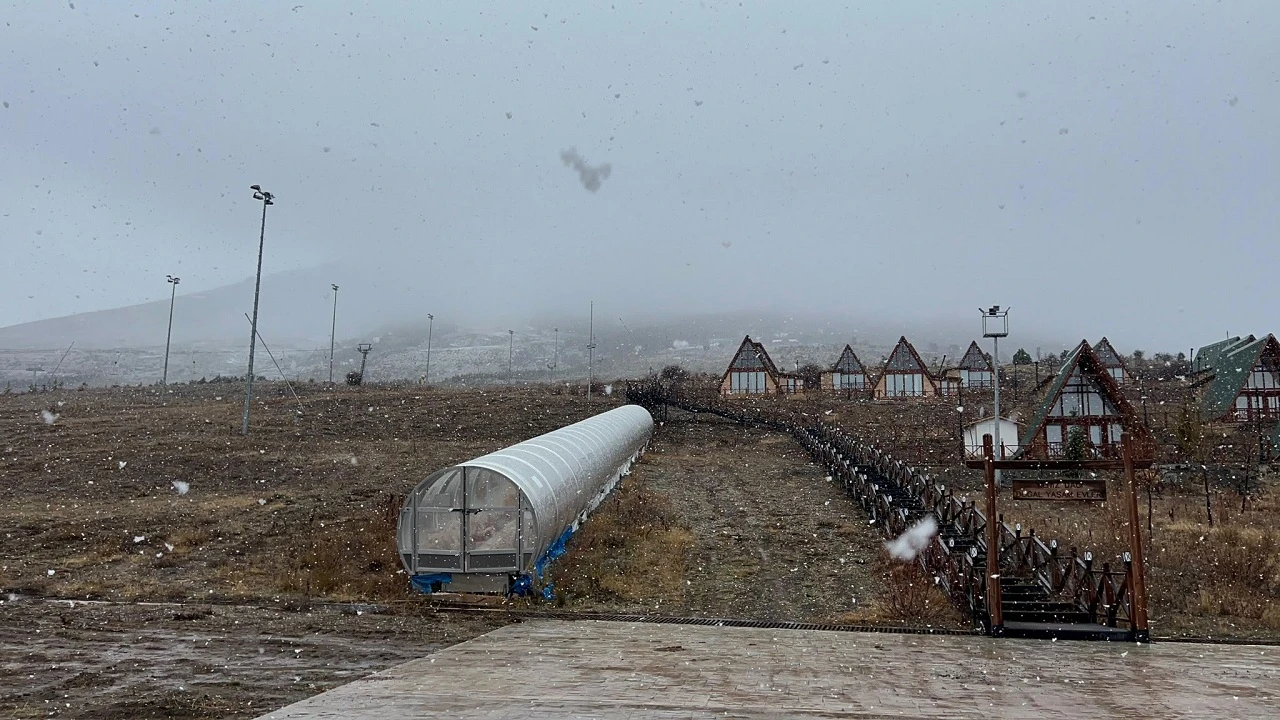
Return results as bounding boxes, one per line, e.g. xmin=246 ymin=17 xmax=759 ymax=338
xmin=1014 ymin=340 xmax=1151 ymax=460
xmin=1192 ymin=335 xmax=1254 ymax=375
xmin=1193 ymin=334 xmax=1280 ymax=423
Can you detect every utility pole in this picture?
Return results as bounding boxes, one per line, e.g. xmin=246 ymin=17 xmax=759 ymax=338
xmin=587 ymin=301 xmax=596 ymax=401
xmin=507 ymin=330 xmax=514 ymax=385
xmin=552 ymin=327 xmax=559 ymax=383
xmin=162 ymin=275 xmax=180 ymax=386
xmin=424 ymin=313 xmax=434 ymax=385
xmin=329 ymin=284 xmax=339 ymax=384
xmin=242 ymin=184 xmax=274 ymax=436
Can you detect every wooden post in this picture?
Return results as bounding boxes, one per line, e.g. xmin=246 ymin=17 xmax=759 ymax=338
xmin=983 ymin=433 xmax=1004 ymax=636
xmin=1122 ymin=434 xmax=1150 ymax=642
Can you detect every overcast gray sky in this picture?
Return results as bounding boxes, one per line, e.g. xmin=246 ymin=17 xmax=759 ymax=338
xmin=2 ymin=1 xmax=1276 ymax=351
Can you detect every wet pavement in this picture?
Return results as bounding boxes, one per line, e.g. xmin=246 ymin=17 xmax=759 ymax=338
xmin=258 ymin=619 xmax=1279 ymax=719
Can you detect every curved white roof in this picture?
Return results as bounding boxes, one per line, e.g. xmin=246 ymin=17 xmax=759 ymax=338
xmin=462 ymin=404 xmax=653 ymax=561
xmin=399 ymin=404 xmax=654 ymax=577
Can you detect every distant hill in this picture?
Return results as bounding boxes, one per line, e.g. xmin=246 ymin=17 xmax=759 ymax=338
xmin=0 ymin=263 xmax=1068 ymax=387
xmin=0 ymin=262 xmax=442 ymax=351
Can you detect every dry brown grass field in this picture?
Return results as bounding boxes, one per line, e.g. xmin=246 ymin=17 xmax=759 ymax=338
xmin=0 ymin=383 xmax=616 ymax=717
xmin=2 ymin=380 xmax=1276 ymax=717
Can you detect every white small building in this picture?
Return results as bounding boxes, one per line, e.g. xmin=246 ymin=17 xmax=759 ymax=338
xmin=963 ymin=417 xmax=1022 ymax=460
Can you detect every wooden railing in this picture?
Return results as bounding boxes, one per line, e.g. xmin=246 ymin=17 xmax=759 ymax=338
xmin=627 ymin=381 xmax=1145 ymax=637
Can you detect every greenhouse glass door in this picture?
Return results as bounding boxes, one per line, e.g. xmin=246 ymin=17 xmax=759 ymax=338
xmin=461 ymin=467 xmax=523 ymax=572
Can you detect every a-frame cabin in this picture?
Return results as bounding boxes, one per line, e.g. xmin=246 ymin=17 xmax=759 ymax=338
xmin=719 ymin=336 xmax=779 ymax=396
xmin=821 ymin=345 xmax=868 ymax=391
xmin=1195 ymin=333 xmax=1280 ymax=423
xmin=1093 ymin=337 xmax=1128 ymax=385
xmin=1015 ymin=340 xmax=1149 ymax=460
xmin=957 ymin=340 xmax=994 ymax=388
xmin=873 ymin=337 xmax=937 ymax=399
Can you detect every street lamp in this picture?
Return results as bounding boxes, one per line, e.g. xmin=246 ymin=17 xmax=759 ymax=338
xmin=242 ymin=184 xmax=274 ymax=436
xmin=162 ymin=275 xmax=180 ymax=386
xmin=329 ymin=284 xmax=339 ymax=384
xmin=356 ymin=342 xmax=373 ymax=384
xmin=587 ymin=301 xmax=596 ymax=401
xmin=424 ymin=313 xmax=434 ymax=385
xmin=508 ymin=330 xmax=515 ymax=385
xmin=981 ymin=305 xmax=1010 ymax=481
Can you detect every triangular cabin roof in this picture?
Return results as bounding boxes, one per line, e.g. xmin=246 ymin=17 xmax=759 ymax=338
xmin=722 ymin=335 xmax=781 ymax=383
xmin=1014 ymin=340 xmax=1149 ymax=456
xmin=957 ymin=341 xmax=993 ymax=372
xmin=752 ymin=339 xmax=783 ymax=378
xmin=881 ymin=336 xmax=931 ymax=375
xmin=1199 ymin=334 xmax=1280 ymax=418
xmin=1093 ymin=337 xmax=1126 ymax=370
xmin=831 ymin=345 xmax=866 ymax=374
xmin=1194 ymin=335 xmax=1255 ymax=375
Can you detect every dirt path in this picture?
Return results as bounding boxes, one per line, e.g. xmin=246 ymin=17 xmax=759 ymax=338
xmin=552 ymin=411 xmax=907 ymax=622
xmin=0 ymin=599 xmax=505 ymax=719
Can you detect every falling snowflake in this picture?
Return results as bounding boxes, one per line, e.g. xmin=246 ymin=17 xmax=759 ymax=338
xmin=172 ymin=480 xmax=190 ymax=495
xmin=884 ymin=516 xmax=938 ymax=561
xmin=40 ymin=410 xmax=59 ymax=425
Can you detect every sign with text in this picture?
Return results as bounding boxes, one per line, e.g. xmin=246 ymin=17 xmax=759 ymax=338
xmin=1011 ymin=479 xmax=1107 ymax=501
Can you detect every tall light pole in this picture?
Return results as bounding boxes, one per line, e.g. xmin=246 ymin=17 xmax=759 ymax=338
xmin=551 ymin=327 xmax=559 ymax=383
xmin=162 ymin=275 xmax=180 ymax=386
xmin=242 ymin=185 xmax=274 ymax=436
xmin=982 ymin=305 xmax=1010 ymax=484
xmin=507 ymin=330 xmax=515 ymax=385
xmin=329 ymin=284 xmax=339 ymax=384
xmin=424 ymin=313 xmax=434 ymax=385
xmin=587 ymin=301 xmax=596 ymax=401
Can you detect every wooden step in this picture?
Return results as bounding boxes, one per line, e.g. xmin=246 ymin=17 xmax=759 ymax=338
xmin=1002 ymin=621 xmax=1132 ymax=641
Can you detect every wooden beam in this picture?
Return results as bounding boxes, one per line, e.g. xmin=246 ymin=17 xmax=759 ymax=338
xmin=964 ymin=458 xmax=1155 ymax=470
xmin=1123 ymin=435 xmax=1150 ymax=642
xmin=982 ymin=434 xmax=1004 ymax=638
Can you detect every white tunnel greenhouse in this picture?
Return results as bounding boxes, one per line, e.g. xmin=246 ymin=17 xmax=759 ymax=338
xmin=397 ymin=404 xmax=654 ymax=594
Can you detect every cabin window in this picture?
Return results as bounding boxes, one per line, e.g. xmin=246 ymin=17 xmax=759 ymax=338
xmin=1247 ymin=366 xmax=1278 ymax=389
xmin=1050 ymin=371 xmax=1117 ymax=418
xmin=1046 ymin=424 xmax=1063 ymax=445
xmin=832 ymin=372 xmax=865 ymax=390
xmin=885 ymin=373 xmax=923 ymax=397
xmin=730 ymin=371 xmax=766 ymax=393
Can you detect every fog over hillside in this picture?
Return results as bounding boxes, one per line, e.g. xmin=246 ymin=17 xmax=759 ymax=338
xmin=0 ymin=260 xmax=1100 ymax=388
xmin=4 ymin=3 xmax=1275 ymax=380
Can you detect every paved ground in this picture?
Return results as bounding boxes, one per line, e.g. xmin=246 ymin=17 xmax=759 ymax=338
xmin=258 ymin=619 xmax=1279 ymax=719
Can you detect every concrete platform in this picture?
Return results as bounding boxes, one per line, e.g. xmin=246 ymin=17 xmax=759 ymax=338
xmin=259 ymin=619 xmax=1279 ymax=719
